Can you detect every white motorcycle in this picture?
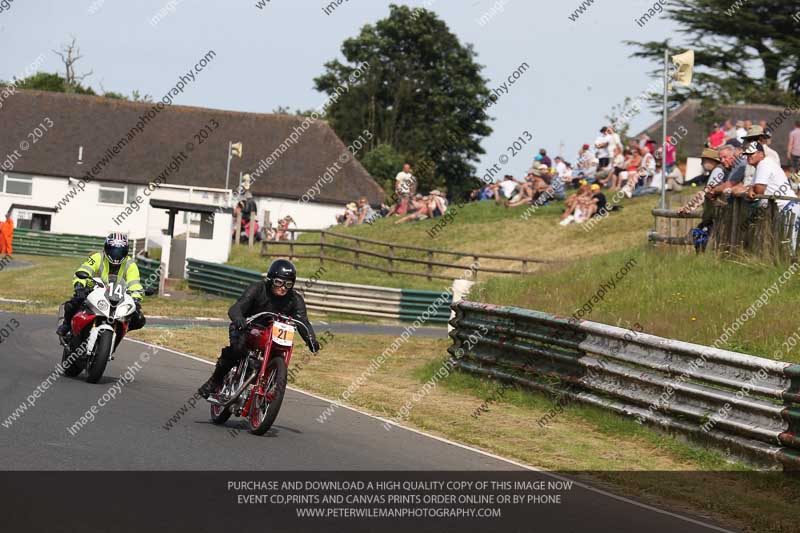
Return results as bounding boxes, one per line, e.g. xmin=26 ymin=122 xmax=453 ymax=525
xmin=58 ymin=271 xmax=138 ymax=383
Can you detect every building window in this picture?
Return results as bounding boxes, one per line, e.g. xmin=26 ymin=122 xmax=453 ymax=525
xmin=2 ymin=173 xmax=33 ymax=196
xmin=98 ymin=185 xmax=126 ymax=205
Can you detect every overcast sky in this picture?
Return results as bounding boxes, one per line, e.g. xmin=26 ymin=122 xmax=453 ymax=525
xmin=1 ymin=0 xmax=678 ymax=179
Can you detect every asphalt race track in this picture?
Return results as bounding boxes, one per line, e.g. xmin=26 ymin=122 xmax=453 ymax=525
xmin=0 ymin=313 xmax=731 ymax=532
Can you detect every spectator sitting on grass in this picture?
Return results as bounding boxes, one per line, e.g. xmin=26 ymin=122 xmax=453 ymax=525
xmin=546 ymin=164 xmax=566 ymax=201
xmin=356 ymin=197 xmax=377 ymax=225
xmin=587 ymin=183 xmax=607 ymax=218
xmin=607 ymin=146 xmax=626 ymax=191
xmin=470 ymin=183 xmax=495 ymax=201
xmin=559 ymin=180 xmax=591 ymax=224
xmin=336 ymin=202 xmax=358 ymax=226
xmin=559 ymin=184 xmax=593 ymax=226
xmin=506 ymin=169 xmax=545 ymax=208
xmin=493 ymin=175 xmax=520 ymax=205
xmin=538 ymin=148 xmax=552 ymax=168
xmin=427 ymin=190 xmax=448 ymax=217
xmin=394 ymin=194 xmax=430 ymax=224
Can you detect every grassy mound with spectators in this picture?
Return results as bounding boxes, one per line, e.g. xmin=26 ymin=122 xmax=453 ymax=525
xmin=229 ymin=195 xmax=656 ymax=290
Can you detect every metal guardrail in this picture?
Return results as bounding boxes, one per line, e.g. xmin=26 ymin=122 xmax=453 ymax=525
xmin=135 ymin=256 xmax=161 ymax=295
xmin=13 ymin=228 xmax=104 ymax=257
xmin=186 ymin=258 xmax=451 ymax=323
xmin=449 ymin=300 xmax=800 ymax=470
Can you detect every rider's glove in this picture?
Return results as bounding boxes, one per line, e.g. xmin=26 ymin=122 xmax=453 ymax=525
xmin=74 ymin=284 xmax=87 ymax=299
xmin=309 ymin=339 xmax=321 ymax=354
xmin=233 ymin=317 xmax=248 ymax=331
xmin=134 ymin=300 xmax=142 ymax=312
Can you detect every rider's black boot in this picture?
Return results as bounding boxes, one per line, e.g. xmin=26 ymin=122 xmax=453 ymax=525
xmin=198 ymin=358 xmax=234 ymax=399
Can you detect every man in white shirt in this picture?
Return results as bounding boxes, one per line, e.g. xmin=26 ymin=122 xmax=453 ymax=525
xmin=735 ymin=120 xmax=747 ymax=143
xmin=606 ymin=126 xmax=622 ymax=164
xmin=746 ymin=142 xmax=799 ymax=249
xmin=395 ymin=163 xmax=416 ymax=198
xmin=741 ymin=126 xmax=781 ymax=186
xmin=594 ymin=127 xmax=611 ymax=169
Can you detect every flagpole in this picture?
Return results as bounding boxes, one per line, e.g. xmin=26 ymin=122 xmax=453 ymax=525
xmin=660 ymin=48 xmax=669 ymax=210
xmin=225 ymin=141 xmax=232 ymax=191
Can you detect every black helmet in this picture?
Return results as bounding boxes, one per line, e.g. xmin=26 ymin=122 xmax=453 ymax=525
xmin=104 ymin=232 xmax=129 ymax=266
xmin=266 ymin=259 xmax=296 ymax=286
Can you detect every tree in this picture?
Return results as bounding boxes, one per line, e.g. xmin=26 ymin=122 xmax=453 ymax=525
xmin=360 ymin=143 xmax=406 ymax=196
xmin=53 ymin=37 xmax=93 ymax=93
xmin=626 ymin=0 xmax=800 ymax=109
xmin=314 ymin=4 xmax=492 ymax=199
xmin=12 ymin=72 xmax=95 ymax=95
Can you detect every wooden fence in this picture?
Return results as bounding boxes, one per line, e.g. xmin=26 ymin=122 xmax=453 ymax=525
xmin=260 ymin=228 xmax=551 ymax=281
xmin=650 ymin=193 xmax=799 ymax=263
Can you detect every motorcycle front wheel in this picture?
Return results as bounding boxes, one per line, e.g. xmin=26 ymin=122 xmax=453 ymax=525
xmin=86 ymin=330 xmax=113 ymax=383
xmin=248 ymin=357 xmax=287 ymax=436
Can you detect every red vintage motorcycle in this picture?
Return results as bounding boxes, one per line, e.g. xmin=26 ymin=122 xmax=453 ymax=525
xmin=206 ymin=311 xmax=308 ymax=435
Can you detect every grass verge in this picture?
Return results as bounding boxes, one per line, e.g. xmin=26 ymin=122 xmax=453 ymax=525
xmin=474 ymin=245 xmax=800 ymax=362
xmin=128 ymin=326 xmax=800 ymax=532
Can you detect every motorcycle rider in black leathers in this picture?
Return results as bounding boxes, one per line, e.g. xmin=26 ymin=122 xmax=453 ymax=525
xmin=198 ymin=259 xmax=319 ymax=398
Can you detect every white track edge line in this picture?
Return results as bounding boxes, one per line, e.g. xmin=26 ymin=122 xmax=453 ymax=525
xmin=124 ymin=337 xmax=732 ymax=533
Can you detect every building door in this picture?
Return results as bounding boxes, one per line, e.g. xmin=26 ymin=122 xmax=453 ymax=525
xmin=31 ymin=213 xmax=51 ymax=231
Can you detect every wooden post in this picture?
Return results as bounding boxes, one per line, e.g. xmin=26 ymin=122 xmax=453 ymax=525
xmin=354 ymin=239 xmax=361 ymax=270
xmin=263 ymin=210 xmax=270 ymax=240
xmin=426 ymin=250 xmax=433 ymax=280
xmin=522 ymin=260 xmax=527 ymax=274
xmin=248 ymin=210 xmax=256 ymax=250
xmin=388 ymin=245 xmax=394 ymax=276
xmin=473 ymin=255 xmax=479 ymax=281
xmin=319 ymin=231 xmax=325 ymax=266
xmin=234 ymin=211 xmax=242 ymax=246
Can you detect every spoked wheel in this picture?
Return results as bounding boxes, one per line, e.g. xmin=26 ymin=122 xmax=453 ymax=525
xmin=210 ymin=379 xmax=234 ymax=425
xmin=248 ymin=357 xmax=287 ymax=435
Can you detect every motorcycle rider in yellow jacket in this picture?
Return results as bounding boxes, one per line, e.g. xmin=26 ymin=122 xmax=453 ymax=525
xmin=56 ymin=233 xmax=146 ymax=338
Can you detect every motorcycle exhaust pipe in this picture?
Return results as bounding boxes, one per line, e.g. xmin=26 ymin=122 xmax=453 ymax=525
xmin=209 ymin=371 xmax=258 ymax=409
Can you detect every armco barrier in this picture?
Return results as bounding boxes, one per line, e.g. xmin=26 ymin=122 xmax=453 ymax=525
xmin=186 ymin=258 xmax=451 ymax=323
xmin=13 ymin=228 xmax=104 ymax=257
xmin=136 ymin=256 xmax=161 ymax=295
xmin=449 ymin=300 xmax=800 ymax=470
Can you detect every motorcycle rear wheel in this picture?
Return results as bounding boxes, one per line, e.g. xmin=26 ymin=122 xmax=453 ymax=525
xmin=210 ymin=383 xmax=233 ymax=425
xmin=248 ymin=357 xmax=287 ymax=436
xmin=86 ymin=330 xmax=113 ymax=383
xmin=61 ymin=340 xmax=85 ymax=377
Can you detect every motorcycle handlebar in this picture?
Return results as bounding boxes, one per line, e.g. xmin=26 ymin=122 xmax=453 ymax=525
xmin=244 ymin=311 xmax=311 ymax=337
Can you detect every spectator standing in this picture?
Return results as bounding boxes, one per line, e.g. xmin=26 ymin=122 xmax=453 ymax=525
xmin=395 ymin=163 xmax=416 ymax=198
xmin=741 ymin=125 xmax=781 ymax=186
xmin=0 ymin=213 xmax=13 ymax=255
xmin=664 ymin=137 xmax=676 ymax=172
xmin=594 ymin=127 xmax=611 ymax=169
xmin=735 ymin=120 xmax=747 ymax=143
xmin=607 ymin=126 xmax=623 ymax=162
xmin=708 ymin=123 xmax=725 ymax=149
xmin=746 ymin=142 xmax=800 ymax=248
xmin=723 ymin=120 xmax=737 ymax=141
xmin=637 ymin=133 xmax=651 ymax=151
xmin=788 ymin=120 xmax=800 ymax=175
